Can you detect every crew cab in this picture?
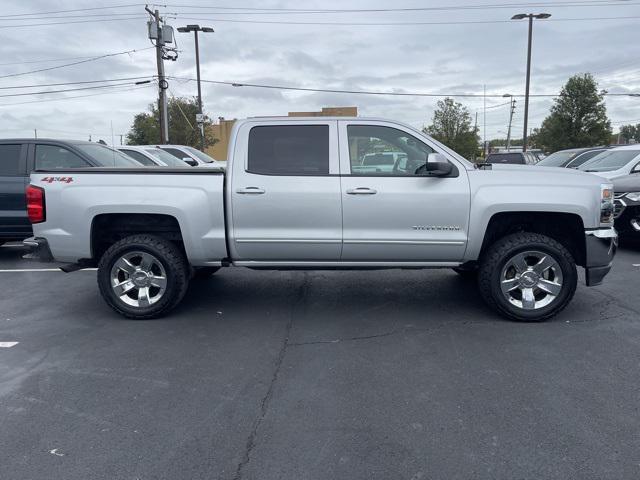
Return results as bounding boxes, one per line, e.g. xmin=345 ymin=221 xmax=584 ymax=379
xmin=0 ymin=139 xmax=140 ymax=246
xmin=26 ymin=117 xmax=618 ymax=322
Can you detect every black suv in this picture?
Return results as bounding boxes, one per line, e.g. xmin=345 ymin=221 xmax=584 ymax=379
xmin=0 ymin=139 xmax=140 ymax=245
xmin=612 ymin=174 xmax=640 ymax=238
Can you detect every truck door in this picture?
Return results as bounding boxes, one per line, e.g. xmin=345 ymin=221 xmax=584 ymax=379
xmin=338 ymin=121 xmax=469 ymax=262
xmin=229 ymin=120 xmax=342 ymax=262
xmin=0 ymin=143 xmax=30 ymax=240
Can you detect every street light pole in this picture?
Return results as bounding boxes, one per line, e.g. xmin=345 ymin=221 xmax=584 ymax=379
xmin=177 ymin=24 xmax=214 ymax=152
xmin=511 ymin=12 xmax=551 ymax=152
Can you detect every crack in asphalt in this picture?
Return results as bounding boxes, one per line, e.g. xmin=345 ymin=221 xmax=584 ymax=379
xmin=232 ymin=273 xmax=309 ymax=480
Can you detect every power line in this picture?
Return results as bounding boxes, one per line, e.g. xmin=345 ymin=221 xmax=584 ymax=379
xmin=0 ymin=16 xmax=145 ymax=29
xmin=0 ymin=84 xmax=153 ymax=107
xmin=168 ymin=75 xmax=637 ymax=98
xmin=0 ymin=3 xmax=143 ymax=18
xmin=157 ymin=1 xmax=633 ymax=14
xmin=0 ymin=46 xmax=154 ymax=79
xmin=0 ymin=81 xmax=151 ymax=98
xmin=167 ymin=14 xmax=640 ymax=27
xmin=0 ymin=76 xmax=154 ymax=90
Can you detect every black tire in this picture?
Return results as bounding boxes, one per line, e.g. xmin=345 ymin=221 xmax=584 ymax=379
xmin=192 ymin=266 xmax=220 ymax=279
xmin=478 ymin=232 xmax=577 ymax=322
xmin=97 ymin=235 xmax=189 ymax=319
xmin=452 ymin=267 xmax=477 ymax=280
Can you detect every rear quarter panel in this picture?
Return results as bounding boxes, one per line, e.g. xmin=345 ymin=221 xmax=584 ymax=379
xmin=30 ymin=171 xmax=226 ymax=265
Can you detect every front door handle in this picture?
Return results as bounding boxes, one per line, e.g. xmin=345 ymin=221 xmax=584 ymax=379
xmin=236 ymin=187 xmax=265 ymax=194
xmin=346 ymin=187 xmax=377 ymax=195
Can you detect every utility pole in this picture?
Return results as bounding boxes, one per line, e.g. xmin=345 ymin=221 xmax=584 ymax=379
xmin=177 ymin=24 xmax=214 ymax=152
xmin=506 ymin=98 xmax=516 ymax=151
xmin=511 ymin=12 xmax=551 ymax=152
xmin=483 ymin=84 xmax=487 ymax=157
xmin=146 ymin=7 xmax=174 ymax=144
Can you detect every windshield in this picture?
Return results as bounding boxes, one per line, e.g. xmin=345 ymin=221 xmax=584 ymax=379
xmin=537 ymin=150 xmax=578 ymax=167
xmin=74 ymin=144 xmax=141 ymax=167
xmin=578 ymin=150 xmax=640 ymax=172
xmin=145 ymin=148 xmax=189 ymax=167
xmin=184 ymin=146 xmax=215 ymax=163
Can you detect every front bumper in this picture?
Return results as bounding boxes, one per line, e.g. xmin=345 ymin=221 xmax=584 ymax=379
xmin=584 ymin=227 xmax=617 ymax=286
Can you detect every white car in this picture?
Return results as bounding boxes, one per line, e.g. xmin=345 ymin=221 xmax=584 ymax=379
xmin=155 ymin=144 xmax=224 ymax=167
xmin=578 ymin=145 xmax=640 ymax=179
xmin=117 ymin=146 xmax=191 ymax=167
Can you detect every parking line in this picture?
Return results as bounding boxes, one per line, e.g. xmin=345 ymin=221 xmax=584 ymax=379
xmin=0 ymin=268 xmax=97 ymax=273
xmin=0 ymin=342 xmax=19 ymax=348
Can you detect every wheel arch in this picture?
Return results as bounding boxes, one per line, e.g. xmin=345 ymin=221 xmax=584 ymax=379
xmin=477 ymin=211 xmax=586 ymax=267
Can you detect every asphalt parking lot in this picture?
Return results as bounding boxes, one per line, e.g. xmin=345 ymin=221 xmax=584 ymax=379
xmin=0 ymin=243 xmax=639 ymax=480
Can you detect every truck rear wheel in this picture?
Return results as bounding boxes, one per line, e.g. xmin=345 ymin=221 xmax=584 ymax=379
xmin=97 ymin=235 xmax=189 ymax=319
xmin=478 ymin=232 xmax=577 ymax=322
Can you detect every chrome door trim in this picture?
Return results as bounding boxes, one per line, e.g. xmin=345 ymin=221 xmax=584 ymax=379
xmin=343 ymin=239 xmax=465 ymax=245
xmin=235 ymin=238 xmax=341 ymax=244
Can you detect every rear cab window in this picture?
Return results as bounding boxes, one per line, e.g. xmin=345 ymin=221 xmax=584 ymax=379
xmin=35 ymin=144 xmax=91 ymax=170
xmin=0 ymin=144 xmax=25 ymax=176
xmin=247 ymin=125 xmax=329 ymax=175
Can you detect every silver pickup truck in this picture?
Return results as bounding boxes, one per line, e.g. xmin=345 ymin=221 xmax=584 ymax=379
xmin=26 ymin=117 xmax=617 ymax=321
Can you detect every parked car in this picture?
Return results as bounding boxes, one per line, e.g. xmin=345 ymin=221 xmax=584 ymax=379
xmin=117 ymin=146 xmax=190 ymax=167
xmin=0 ymin=139 xmax=140 ymax=245
xmin=612 ymin=174 xmax=640 ymax=238
xmin=485 ymin=151 xmax=538 ymax=165
xmin=155 ymin=144 xmax=223 ymax=167
xmin=26 ymin=117 xmax=616 ymax=322
xmin=577 ymin=145 xmax=640 ymax=179
xmin=536 ymin=146 xmax=611 ymax=169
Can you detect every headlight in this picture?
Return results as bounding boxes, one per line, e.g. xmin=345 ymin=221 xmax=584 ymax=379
xmin=625 ymin=192 xmax=640 ymax=202
xmin=600 ymin=184 xmax=614 ymax=225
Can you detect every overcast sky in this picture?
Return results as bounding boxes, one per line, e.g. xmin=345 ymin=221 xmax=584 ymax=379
xmin=1 ymin=0 xmax=639 ymax=146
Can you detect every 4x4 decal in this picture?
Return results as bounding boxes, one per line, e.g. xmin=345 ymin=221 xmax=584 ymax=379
xmin=41 ymin=177 xmax=73 ymax=184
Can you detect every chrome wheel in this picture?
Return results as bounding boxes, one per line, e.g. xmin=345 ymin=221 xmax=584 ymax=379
xmin=110 ymin=251 xmax=167 ymax=308
xmin=500 ymin=250 xmax=563 ymax=310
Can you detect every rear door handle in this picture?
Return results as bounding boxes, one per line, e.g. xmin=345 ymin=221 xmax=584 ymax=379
xmin=346 ymin=187 xmax=377 ymax=195
xmin=236 ymin=187 xmax=265 ymax=194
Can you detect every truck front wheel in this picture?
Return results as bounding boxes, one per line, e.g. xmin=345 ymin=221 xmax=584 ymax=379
xmin=478 ymin=232 xmax=577 ymax=322
xmin=97 ymin=235 xmax=189 ymax=319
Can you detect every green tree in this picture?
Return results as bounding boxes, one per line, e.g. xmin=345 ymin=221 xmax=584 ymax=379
xmin=424 ymin=98 xmax=480 ymax=159
xmin=619 ymin=124 xmax=640 ymax=143
xmin=536 ymin=74 xmax=611 ymax=152
xmin=126 ymin=97 xmax=218 ymax=148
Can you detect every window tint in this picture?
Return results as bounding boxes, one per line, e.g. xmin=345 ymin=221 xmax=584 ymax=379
xmin=120 ymin=149 xmax=156 ymax=166
xmin=0 ymin=144 xmax=22 ymax=175
xmin=248 ymin=125 xmax=329 ymax=175
xmin=486 ymin=153 xmax=524 ymax=164
xmin=35 ymin=145 xmax=90 ymax=170
xmin=347 ymin=125 xmax=434 ymax=176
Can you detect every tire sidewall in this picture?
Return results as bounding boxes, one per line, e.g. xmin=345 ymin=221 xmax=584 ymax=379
xmin=98 ymin=239 xmax=183 ymax=318
xmin=488 ymin=240 xmax=577 ymax=322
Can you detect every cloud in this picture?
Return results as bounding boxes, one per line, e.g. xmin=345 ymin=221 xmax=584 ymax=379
xmin=1 ymin=0 xmax=639 ymax=143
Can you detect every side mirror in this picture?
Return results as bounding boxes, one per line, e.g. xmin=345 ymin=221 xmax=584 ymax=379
xmin=183 ymin=157 xmax=197 ymax=167
xmin=421 ymin=153 xmax=453 ymax=176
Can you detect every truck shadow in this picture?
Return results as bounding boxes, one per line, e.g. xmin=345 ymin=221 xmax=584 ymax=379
xmin=177 ymin=268 xmax=504 ymax=332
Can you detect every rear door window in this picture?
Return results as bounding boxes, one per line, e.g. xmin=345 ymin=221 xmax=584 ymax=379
xmin=0 ymin=144 xmax=23 ymax=175
xmin=35 ymin=144 xmax=91 ymax=169
xmin=248 ymin=125 xmax=329 ymax=175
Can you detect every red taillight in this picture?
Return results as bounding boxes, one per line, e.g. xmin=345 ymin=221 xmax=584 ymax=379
xmin=26 ymin=185 xmax=45 ymax=224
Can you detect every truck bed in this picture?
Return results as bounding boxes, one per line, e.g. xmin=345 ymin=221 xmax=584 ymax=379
xmin=30 ymin=168 xmax=227 ymax=265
